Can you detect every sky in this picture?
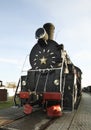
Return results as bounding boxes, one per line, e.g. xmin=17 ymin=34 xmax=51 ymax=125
xmin=0 ymin=0 xmax=91 ymax=87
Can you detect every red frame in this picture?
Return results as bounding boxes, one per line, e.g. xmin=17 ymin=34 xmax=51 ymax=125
xmin=19 ymin=92 xmax=30 ymax=99
xmin=43 ymin=92 xmax=62 ymax=101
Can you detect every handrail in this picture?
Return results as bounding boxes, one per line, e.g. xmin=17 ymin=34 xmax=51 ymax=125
xmin=14 ymin=78 xmax=21 ymax=106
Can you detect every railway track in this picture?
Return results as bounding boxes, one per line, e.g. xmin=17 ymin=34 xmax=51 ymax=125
xmin=0 ymin=93 xmax=91 ymax=130
xmin=0 ymin=108 xmax=57 ymax=130
xmin=0 ymin=104 xmax=79 ymax=130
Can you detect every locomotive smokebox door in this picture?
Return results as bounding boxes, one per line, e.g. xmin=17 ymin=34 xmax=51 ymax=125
xmin=29 ymin=41 xmax=61 ymax=69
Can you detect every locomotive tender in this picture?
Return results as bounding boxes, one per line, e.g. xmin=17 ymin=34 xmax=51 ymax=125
xmin=14 ymin=23 xmax=82 ymax=117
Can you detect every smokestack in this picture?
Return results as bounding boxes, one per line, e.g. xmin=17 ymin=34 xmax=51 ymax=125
xmin=43 ymin=23 xmax=55 ymax=40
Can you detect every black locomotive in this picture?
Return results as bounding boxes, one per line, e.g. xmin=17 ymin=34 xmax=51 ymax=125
xmin=14 ymin=23 xmax=82 ymax=117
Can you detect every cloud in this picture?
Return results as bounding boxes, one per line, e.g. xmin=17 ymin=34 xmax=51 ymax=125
xmin=73 ymin=50 xmax=91 ymax=61
xmin=0 ymin=58 xmax=18 ymax=64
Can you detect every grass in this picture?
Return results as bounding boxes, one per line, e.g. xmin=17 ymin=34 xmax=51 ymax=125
xmin=0 ymin=96 xmax=14 ymax=110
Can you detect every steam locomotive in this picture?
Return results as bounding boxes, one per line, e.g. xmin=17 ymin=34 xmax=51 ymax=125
xmin=14 ymin=23 xmax=82 ymax=117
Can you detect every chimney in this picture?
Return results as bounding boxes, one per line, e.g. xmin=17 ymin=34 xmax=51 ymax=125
xmin=43 ymin=23 xmax=55 ymax=40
